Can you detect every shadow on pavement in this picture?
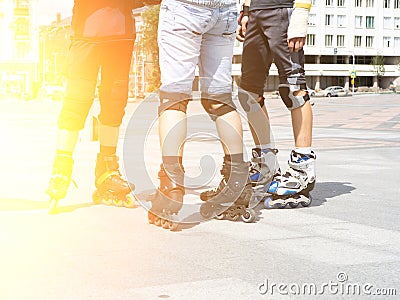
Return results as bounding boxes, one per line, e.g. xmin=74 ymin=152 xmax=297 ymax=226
xmin=0 ymin=198 xmax=49 ymax=211
xmin=134 ymin=189 xmax=264 ymax=230
xmin=0 ymin=197 xmax=141 ymax=214
xmin=48 ymin=202 xmax=95 ymax=214
xmin=311 ymin=181 xmax=356 ymax=207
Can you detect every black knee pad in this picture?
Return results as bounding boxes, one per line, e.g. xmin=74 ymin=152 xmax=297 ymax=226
xmin=278 ymin=83 xmax=310 ymax=111
xmin=201 ymin=93 xmax=236 ymax=121
xmin=58 ymin=78 xmax=96 ymax=130
xmin=98 ymin=79 xmax=129 ymax=126
xmin=158 ymin=91 xmax=190 ymax=115
xmin=238 ymin=89 xmax=264 ymax=113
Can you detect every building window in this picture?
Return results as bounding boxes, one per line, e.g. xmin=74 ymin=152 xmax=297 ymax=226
xmin=394 ymin=37 xmax=400 ymax=48
xmin=366 ymin=0 xmax=374 ymax=7
xmin=384 ymin=17 xmax=391 ymax=28
xmin=326 ymin=0 xmax=334 ymax=5
xmin=307 ymin=34 xmax=316 ymax=46
xmin=325 ymin=35 xmax=333 ymax=46
xmin=366 ymin=16 xmax=375 ymax=28
xmin=308 ymin=14 xmax=316 ymax=26
xmin=355 ymin=0 xmax=362 ymax=7
xmin=384 ymin=0 xmax=390 ymax=8
xmin=15 ymin=42 xmax=29 ymax=60
xmin=337 ymin=0 xmax=345 ymax=6
xmin=337 ymin=35 xmax=345 ymax=46
xmin=337 ymin=15 xmax=346 ymax=27
xmin=366 ymin=36 xmax=374 ymax=47
xmin=325 ymin=14 xmax=334 ymax=26
xmin=395 ymin=0 xmax=400 ymax=8
xmin=355 ymin=16 xmax=363 ymax=28
xmin=383 ymin=36 xmax=391 ymax=47
xmin=354 ymin=36 xmax=362 ymax=47
xmin=395 ymin=17 xmax=400 ymax=29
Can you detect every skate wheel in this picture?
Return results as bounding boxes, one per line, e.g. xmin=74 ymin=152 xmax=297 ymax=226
xmin=215 ymin=213 xmax=225 ymax=220
xmin=228 ymin=212 xmax=240 ymax=222
xmin=301 ymin=194 xmax=312 ymax=207
xmin=277 ymin=202 xmax=287 ymax=209
xmin=113 ymin=198 xmax=124 ymax=207
xmin=161 ymin=218 xmax=170 ymax=229
xmin=264 ymin=197 xmax=274 ymax=209
xmin=168 ymin=221 xmax=179 ymax=231
xmin=103 ymin=198 xmax=113 ymax=206
xmin=148 ymin=211 xmax=155 ymax=224
xmin=165 ymin=213 xmax=179 ymax=231
xmin=92 ymin=190 xmax=102 ymax=204
xmin=154 ymin=216 xmax=162 ymax=227
xmin=241 ymin=208 xmax=255 ymax=223
xmin=289 ymin=202 xmax=299 ymax=208
xmin=48 ymin=199 xmax=58 ymax=214
xmin=123 ymin=195 xmax=136 ymax=208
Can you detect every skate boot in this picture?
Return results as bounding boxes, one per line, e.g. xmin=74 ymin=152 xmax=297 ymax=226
xmin=147 ymin=163 xmax=185 ymax=231
xmin=249 ymin=147 xmax=281 ymax=209
xmin=46 ymin=154 xmax=74 ymax=213
xmin=263 ymin=150 xmax=316 ymax=209
xmin=250 ymin=147 xmax=280 ymax=187
xmin=200 ymin=159 xmax=255 ymax=223
xmin=92 ymin=153 xmax=136 ymax=208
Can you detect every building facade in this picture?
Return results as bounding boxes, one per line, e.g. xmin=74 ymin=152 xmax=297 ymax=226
xmin=0 ymin=0 xmax=39 ymax=99
xmin=232 ymin=0 xmax=400 ymax=91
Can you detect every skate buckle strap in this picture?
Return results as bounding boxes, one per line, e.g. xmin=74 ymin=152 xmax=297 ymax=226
xmin=285 ymin=169 xmax=308 ymax=189
xmin=103 ymin=154 xmax=118 ymax=161
xmin=96 ymin=171 xmax=121 ymax=185
xmin=252 ymin=148 xmax=278 ymax=158
xmin=50 ymin=174 xmax=78 ymax=190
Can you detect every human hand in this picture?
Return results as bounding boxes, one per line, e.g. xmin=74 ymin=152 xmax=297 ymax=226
xmin=288 ymin=37 xmax=306 ymax=52
xmin=236 ymin=16 xmax=248 ymax=42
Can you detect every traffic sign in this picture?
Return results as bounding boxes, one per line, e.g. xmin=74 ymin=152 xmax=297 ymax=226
xmin=350 ymin=71 xmax=356 ymax=79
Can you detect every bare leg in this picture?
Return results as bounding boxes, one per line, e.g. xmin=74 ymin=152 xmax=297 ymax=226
xmin=159 ymin=110 xmax=187 ymax=157
xmin=291 ymin=98 xmax=313 ymax=148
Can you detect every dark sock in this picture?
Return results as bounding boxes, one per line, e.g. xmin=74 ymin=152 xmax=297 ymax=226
xmin=100 ymin=145 xmax=116 ymax=156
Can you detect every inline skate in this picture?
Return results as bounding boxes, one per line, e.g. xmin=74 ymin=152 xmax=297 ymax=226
xmin=200 ymin=158 xmax=255 ymax=223
xmin=249 ymin=147 xmax=280 ymax=188
xmin=256 ymin=150 xmax=316 ymax=209
xmin=147 ymin=163 xmax=185 ymax=231
xmin=46 ymin=154 xmax=74 ymax=213
xmin=92 ymin=153 xmax=136 ymax=208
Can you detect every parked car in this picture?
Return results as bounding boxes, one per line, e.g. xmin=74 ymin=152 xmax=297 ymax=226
xmin=322 ymin=86 xmax=348 ymax=97
xmin=37 ymin=85 xmax=65 ymax=101
xmin=306 ymin=86 xmax=316 ymax=97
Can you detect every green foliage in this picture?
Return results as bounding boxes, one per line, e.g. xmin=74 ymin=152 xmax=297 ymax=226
xmin=371 ymin=54 xmax=385 ymax=77
xmin=141 ymin=5 xmax=161 ymax=92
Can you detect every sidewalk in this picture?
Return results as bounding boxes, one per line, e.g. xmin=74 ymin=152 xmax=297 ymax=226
xmin=0 ymin=94 xmax=399 ymax=299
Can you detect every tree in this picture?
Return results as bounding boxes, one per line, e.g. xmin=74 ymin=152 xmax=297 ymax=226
xmin=371 ymin=54 xmax=385 ymax=89
xmin=141 ymin=5 xmax=161 ymax=92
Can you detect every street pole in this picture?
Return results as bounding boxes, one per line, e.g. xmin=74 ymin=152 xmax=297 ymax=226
xmin=352 ymin=53 xmax=355 ymax=94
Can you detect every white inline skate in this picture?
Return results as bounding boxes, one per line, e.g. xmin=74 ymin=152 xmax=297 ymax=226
xmin=253 ymin=150 xmax=316 ymax=209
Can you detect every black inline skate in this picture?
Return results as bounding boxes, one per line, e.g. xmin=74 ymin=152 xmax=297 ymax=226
xmin=256 ymin=150 xmax=316 ymax=209
xmin=200 ymin=158 xmax=255 ymax=223
xmin=147 ymin=163 xmax=185 ymax=231
xmin=92 ymin=153 xmax=135 ymax=208
xmin=46 ymin=154 xmax=74 ymax=213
